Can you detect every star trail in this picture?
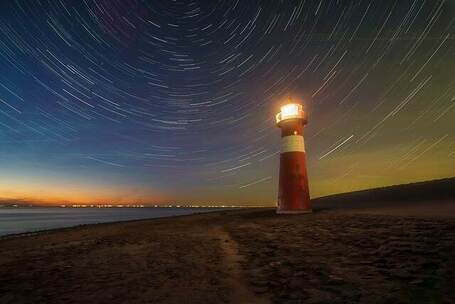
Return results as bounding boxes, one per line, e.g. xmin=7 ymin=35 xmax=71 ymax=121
xmin=0 ymin=0 xmax=454 ymax=205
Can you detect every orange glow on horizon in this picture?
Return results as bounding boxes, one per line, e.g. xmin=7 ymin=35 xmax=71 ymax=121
xmin=0 ymin=180 xmax=166 ymax=205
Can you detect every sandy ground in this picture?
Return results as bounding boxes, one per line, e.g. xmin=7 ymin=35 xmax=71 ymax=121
xmin=1 ymin=201 xmax=454 ymax=304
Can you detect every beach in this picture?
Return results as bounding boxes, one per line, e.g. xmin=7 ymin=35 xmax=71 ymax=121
xmin=1 ymin=201 xmax=455 ymax=304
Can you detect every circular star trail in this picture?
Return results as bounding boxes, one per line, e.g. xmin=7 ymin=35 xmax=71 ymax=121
xmin=0 ymin=0 xmax=454 ymax=205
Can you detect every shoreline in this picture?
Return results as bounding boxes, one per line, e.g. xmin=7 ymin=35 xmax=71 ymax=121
xmin=2 ymin=199 xmax=454 ymax=240
xmin=0 ymin=207 xmax=243 ymax=240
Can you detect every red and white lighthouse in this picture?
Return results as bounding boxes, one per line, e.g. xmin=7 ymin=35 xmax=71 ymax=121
xmin=275 ymin=102 xmax=311 ymax=214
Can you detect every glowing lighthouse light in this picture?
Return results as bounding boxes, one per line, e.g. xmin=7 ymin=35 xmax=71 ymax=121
xmin=277 ymin=104 xmax=302 ymax=121
xmin=276 ymin=101 xmax=311 ymax=214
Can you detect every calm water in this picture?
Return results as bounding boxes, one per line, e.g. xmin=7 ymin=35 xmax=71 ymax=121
xmin=0 ymin=207 xmax=221 ymax=236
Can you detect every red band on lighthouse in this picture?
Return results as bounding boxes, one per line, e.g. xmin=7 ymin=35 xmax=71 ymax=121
xmin=276 ymin=103 xmax=311 ymax=214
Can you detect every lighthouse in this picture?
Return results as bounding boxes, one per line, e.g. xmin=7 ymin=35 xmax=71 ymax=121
xmin=275 ymin=102 xmax=311 ymax=214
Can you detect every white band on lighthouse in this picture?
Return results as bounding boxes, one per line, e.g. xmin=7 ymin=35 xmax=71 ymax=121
xmin=281 ymin=135 xmax=305 ymax=153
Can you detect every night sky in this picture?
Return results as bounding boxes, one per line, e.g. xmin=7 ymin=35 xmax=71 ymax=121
xmin=0 ymin=0 xmax=454 ymax=206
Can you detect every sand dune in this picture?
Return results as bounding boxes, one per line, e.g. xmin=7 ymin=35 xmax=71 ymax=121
xmin=313 ymin=177 xmax=455 ymax=217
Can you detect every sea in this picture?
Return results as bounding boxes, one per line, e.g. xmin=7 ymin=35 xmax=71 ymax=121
xmin=0 ymin=207 xmax=222 ymax=237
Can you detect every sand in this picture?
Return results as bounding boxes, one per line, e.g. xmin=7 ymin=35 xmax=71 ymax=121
xmin=1 ymin=202 xmax=455 ymax=304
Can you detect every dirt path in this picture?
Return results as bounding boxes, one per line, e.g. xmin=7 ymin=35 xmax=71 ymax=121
xmin=213 ymin=226 xmax=271 ymax=304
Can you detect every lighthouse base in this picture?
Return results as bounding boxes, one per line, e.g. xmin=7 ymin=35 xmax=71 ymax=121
xmin=276 ymin=209 xmax=312 ymax=214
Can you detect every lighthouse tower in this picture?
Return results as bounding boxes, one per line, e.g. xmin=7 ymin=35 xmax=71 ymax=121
xmin=275 ymin=102 xmax=311 ymax=214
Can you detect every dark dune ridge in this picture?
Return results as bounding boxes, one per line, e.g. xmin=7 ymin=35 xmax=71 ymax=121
xmin=313 ymin=177 xmax=455 ymax=216
xmin=314 ymin=177 xmax=455 ymax=204
xmin=1 ymin=179 xmax=454 ymax=304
